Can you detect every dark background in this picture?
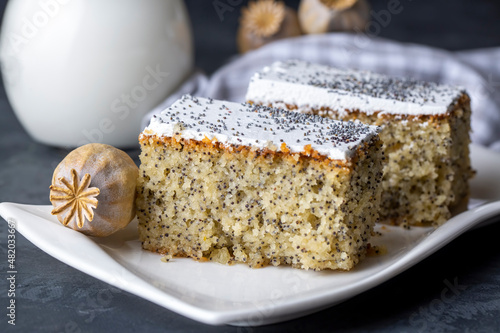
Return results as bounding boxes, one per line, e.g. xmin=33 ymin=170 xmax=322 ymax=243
xmin=185 ymin=0 xmax=500 ymax=74
xmin=1 ymin=0 xmax=500 ymax=332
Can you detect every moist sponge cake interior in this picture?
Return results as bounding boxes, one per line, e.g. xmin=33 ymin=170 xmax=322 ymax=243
xmin=136 ymin=95 xmax=383 ymax=270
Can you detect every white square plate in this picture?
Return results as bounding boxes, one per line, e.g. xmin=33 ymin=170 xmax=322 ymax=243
xmin=1 ymin=144 xmax=500 ymax=326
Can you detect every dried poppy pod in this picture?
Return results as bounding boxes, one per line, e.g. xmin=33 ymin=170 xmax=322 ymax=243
xmin=49 ymin=143 xmax=139 ymax=237
xmin=237 ymin=0 xmax=302 ymax=54
xmin=298 ymin=0 xmax=370 ymax=34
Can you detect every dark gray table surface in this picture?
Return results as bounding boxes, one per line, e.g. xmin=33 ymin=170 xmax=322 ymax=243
xmin=1 ymin=0 xmax=500 ymax=332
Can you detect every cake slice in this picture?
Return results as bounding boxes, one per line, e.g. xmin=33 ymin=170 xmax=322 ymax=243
xmin=136 ymin=95 xmax=383 ymax=270
xmin=246 ymin=60 xmax=473 ymax=226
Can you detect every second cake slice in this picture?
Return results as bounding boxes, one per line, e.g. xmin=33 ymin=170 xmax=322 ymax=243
xmin=246 ymin=60 xmax=474 ymax=226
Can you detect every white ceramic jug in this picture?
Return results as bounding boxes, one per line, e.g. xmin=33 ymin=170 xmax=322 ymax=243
xmin=0 ymin=0 xmax=193 ymax=148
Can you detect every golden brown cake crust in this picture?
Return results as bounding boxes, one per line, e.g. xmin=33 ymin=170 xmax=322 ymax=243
xmin=139 ymin=133 xmax=356 ymax=170
xmin=249 ymin=93 xmax=470 ymax=122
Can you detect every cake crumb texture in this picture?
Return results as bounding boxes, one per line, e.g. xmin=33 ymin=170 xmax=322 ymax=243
xmin=136 ymin=134 xmax=383 ymax=271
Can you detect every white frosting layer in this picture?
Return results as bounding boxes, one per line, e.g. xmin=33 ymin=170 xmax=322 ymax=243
xmin=144 ymin=95 xmax=380 ymax=160
xmin=246 ymin=60 xmax=465 ymax=116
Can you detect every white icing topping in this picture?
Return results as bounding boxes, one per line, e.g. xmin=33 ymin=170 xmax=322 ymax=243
xmin=245 ymin=59 xmax=466 ymax=116
xmin=144 ymin=95 xmax=380 ymax=160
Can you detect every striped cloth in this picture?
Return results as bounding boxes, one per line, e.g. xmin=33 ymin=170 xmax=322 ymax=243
xmin=143 ymin=33 xmax=500 ymax=150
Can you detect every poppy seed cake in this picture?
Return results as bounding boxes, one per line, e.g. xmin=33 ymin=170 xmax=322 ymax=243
xmin=246 ymin=60 xmax=474 ymax=226
xmin=136 ymin=95 xmax=383 ymax=270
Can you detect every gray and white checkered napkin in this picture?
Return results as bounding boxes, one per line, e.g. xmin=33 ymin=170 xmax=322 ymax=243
xmin=143 ymin=33 xmax=500 ymax=150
